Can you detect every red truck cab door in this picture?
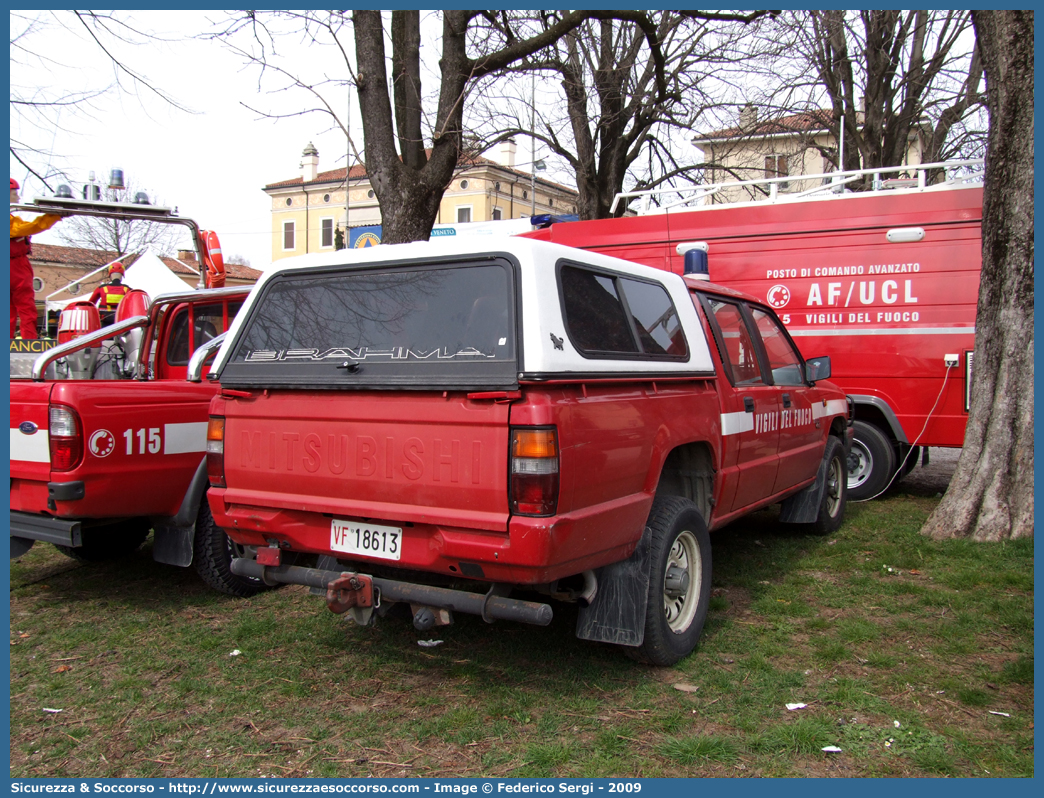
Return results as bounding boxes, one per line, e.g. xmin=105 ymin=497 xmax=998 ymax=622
xmin=699 ymin=295 xmax=781 ymax=513
xmin=747 ymin=306 xmax=827 ymax=495
xmin=155 ymin=299 xmax=243 ymax=381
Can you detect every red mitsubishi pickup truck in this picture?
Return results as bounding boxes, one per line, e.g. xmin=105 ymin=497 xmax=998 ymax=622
xmin=204 ymin=238 xmax=852 ymax=664
xmin=9 ymin=285 xmax=264 ymax=597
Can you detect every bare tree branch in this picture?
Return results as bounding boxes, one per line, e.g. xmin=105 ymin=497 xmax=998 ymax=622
xmin=471 ymin=12 xmax=764 ymax=218
xmin=55 ymin=179 xmax=187 ymax=256
xmin=11 ymin=11 xmax=197 ymax=186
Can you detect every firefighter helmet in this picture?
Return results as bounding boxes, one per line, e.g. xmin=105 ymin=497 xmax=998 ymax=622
xmin=11 ymin=178 xmax=19 ymax=191
xmin=109 ymin=262 xmax=125 ymax=277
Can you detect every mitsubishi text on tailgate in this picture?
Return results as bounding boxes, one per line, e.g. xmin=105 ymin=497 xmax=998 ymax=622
xmin=205 ymin=238 xmax=852 ymax=664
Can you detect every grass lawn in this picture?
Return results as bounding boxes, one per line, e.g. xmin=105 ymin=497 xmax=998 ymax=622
xmin=9 ymin=482 xmax=1033 ymax=778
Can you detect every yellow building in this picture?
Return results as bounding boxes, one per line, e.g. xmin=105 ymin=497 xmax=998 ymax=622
xmin=263 ymin=141 xmax=579 ymax=262
xmin=692 ymin=107 xmax=927 ymax=204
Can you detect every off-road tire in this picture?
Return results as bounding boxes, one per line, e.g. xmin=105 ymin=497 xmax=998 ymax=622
xmin=847 ymin=420 xmax=896 ymax=501
xmin=55 ymin=520 xmax=150 ymax=563
xmin=806 ymin=436 xmax=848 ymax=535
xmin=193 ymin=498 xmax=268 ymax=597
xmin=627 ymin=495 xmax=712 ymax=667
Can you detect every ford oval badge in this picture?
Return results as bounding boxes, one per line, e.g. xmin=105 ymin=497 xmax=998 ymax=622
xmin=19 ymin=421 xmax=39 ymax=435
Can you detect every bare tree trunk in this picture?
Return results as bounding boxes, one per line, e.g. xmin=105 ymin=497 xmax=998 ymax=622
xmin=922 ymin=10 xmax=1034 ymax=541
xmin=353 ymin=10 xmax=455 ymax=244
xmin=353 ymin=10 xmax=598 ymax=243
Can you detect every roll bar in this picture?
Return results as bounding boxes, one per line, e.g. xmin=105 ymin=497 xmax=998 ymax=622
xmin=31 ymin=316 xmax=149 ymax=381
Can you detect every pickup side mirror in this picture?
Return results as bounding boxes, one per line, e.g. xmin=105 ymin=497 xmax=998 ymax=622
xmin=805 ymin=356 xmax=831 ymax=383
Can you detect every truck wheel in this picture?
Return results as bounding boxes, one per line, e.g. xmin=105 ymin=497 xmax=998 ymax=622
xmin=55 ymin=520 xmax=150 ymax=563
xmin=193 ymin=499 xmax=268 ymax=598
xmin=628 ymin=496 xmax=712 ymax=667
xmin=847 ymin=420 xmax=896 ymax=501
xmin=806 ymin=436 xmax=847 ymax=535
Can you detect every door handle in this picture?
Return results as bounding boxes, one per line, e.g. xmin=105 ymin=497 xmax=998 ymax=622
xmin=743 ymin=396 xmax=755 ymax=413
xmin=782 ymin=393 xmax=792 ymax=408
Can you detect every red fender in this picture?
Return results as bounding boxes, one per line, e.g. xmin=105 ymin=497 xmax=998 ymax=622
xmin=201 ymin=230 xmax=226 ymax=289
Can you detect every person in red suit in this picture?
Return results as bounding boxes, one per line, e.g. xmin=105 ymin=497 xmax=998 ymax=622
xmin=89 ymin=262 xmax=131 ymax=325
xmin=10 ymin=178 xmax=63 ymax=339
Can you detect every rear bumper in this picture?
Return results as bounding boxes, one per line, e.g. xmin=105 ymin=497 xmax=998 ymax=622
xmin=49 ymin=480 xmax=86 ymax=502
xmin=10 ymin=479 xmax=85 ymax=514
xmin=208 ymin=490 xmax=650 ymax=586
xmin=10 ymin=511 xmax=82 ymax=547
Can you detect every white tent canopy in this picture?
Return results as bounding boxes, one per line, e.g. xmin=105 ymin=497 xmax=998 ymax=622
xmin=45 ymin=250 xmax=195 ymax=313
xmin=125 ymin=250 xmax=195 ymax=296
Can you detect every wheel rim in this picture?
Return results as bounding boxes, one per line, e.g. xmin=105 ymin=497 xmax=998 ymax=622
xmin=847 ymin=441 xmax=872 ymax=489
xmin=824 ymin=455 xmax=844 ymax=517
xmin=663 ymin=530 xmax=702 ymax=633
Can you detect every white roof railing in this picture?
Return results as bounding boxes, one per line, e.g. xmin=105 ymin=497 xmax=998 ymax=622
xmin=610 ymin=159 xmax=985 ymax=216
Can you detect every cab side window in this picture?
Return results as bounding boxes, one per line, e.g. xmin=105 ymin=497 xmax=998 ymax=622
xmin=166 ymin=301 xmax=239 ymax=367
xmin=193 ymin=303 xmax=224 ymax=348
xmin=751 ymin=307 xmax=805 ymax=386
xmin=166 ymin=308 xmax=191 ymax=366
xmin=708 ymin=299 xmax=763 ymax=384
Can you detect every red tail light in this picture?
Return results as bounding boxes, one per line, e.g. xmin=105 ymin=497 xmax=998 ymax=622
xmin=510 ymin=427 xmax=559 ymax=516
xmin=49 ymin=404 xmax=83 ymax=472
xmin=206 ymin=416 xmax=226 ymax=488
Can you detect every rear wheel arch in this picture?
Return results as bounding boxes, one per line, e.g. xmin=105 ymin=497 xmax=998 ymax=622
xmin=653 ymin=441 xmax=715 ymax=521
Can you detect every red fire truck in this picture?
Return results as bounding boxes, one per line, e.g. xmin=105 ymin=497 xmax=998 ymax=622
xmin=524 ymin=161 xmax=982 ymax=500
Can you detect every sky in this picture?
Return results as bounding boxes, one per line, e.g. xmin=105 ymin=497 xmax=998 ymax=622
xmin=10 ymin=10 xmax=378 ymax=270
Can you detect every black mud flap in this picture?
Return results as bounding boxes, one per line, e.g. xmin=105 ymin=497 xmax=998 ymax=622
xmin=11 ymin=537 xmax=35 ymax=559
xmin=778 ymin=447 xmax=829 ymax=524
xmin=575 ymin=527 xmax=652 ymax=647
xmin=150 ymin=459 xmax=209 ymax=567
xmin=152 ymin=522 xmax=194 ymax=567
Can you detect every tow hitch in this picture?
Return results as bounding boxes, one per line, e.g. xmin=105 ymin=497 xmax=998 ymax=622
xmin=230 ymin=558 xmax=553 ymax=627
xmin=326 ymin=573 xmax=374 ymax=615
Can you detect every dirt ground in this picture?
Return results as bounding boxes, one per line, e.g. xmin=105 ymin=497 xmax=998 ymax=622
xmin=899 ymin=447 xmax=961 ymax=496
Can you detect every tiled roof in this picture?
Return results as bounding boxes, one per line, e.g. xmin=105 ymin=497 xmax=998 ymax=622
xmin=147 ymin=253 xmax=197 ymax=276
xmin=264 ymin=163 xmax=370 ymax=190
xmin=264 ymin=153 xmax=578 ymax=197
xmin=224 ymin=261 xmax=262 ymax=280
xmin=161 ymin=253 xmax=262 ymax=281
xmin=695 ymin=110 xmax=835 ymax=142
xmin=30 ymin=243 xmax=121 ymax=268
xmin=29 ymin=243 xmax=261 ymax=282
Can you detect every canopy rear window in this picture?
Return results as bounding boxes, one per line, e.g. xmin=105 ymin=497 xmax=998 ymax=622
xmin=220 ymin=260 xmax=517 ymax=390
